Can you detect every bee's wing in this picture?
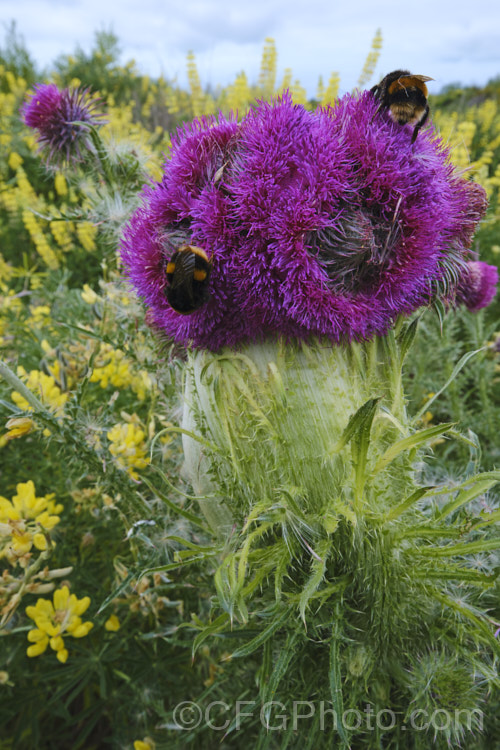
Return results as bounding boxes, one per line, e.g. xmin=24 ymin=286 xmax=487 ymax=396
xmin=414 ymin=75 xmax=434 ymax=82
xmin=170 ymin=250 xmax=196 ymax=289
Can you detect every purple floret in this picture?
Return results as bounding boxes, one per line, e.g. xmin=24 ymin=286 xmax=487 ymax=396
xmin=456 ymin=261 xmax=499 ymax=311
xmin=22 ymin=83 xmax=104 ymax=165
xmin=121 ymin=91 xmax=492 ymax=351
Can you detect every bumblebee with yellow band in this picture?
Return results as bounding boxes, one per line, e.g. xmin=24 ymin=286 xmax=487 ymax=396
xmin=370 ymin=69 xmax=433 ymax=143
xmin=165 ymin=244 xmax=212 ymax=314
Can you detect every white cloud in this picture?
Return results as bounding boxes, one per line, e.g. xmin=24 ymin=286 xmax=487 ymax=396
xmin=3 ymin=0 xmax=500 ymax=95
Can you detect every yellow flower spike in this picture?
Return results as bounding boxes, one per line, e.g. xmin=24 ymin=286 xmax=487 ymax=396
xmin=34 ymin=510 xmax=60 ymax=531
xmin=71 ymin=622 xmax=94 ymax=638
xmin=134 ymin=740 xmax=155 ymax=750
xmin=33 ymin=532 xmax=48 ymax=551
xmin=4 ymin=416 xmax=35 ymax=440
xmin=0 ymin=481 xmax=62 ymax=558
xmin=10 ymin=529 xmax=33 ymax=555
xmin=0 ymin=496 xmax=18 ymax=521
xmin=11 ymin=370 xmax=68 ymax=416
xmin=54 ymin=173 xmax=67 ymax=196
xmin=107 ymin=419 xmax=150 ymax=476
xmin=29 ymin=305 xmax=51 ymax=324
xmin=56 ymin=648 xmax=69 ymax=664
xmin=73 ymin=595 xmax=91 ymax=616
xmin=7 ymin=151 xmax=23 ymax=171
xmin=26 ymin=629 xmax=49 ymax=657
xmin=81 ymin=284 xmax=98 ymax=304
xmin=49 ymin=635 xmax=65 ymax=652
xmin=104 ymin=614 xmax=121 ymax=631
xmin=40 ymin=339 xmax=54 ymax=354
xmin=44 ymin=494 xmax=63 ymax=516
xmin=25 ymin=587 xmax=93 ymax=660
xmin=76 ymin=222 xmax=97 ymax=252
xmin=26 ymin=600 xmax=51 ymax=621
xmin=35 ymin=618 xmax=60 ymax=638
xmin=12 ymin=481 xmax=46 ymax=519
xmin=27 ymin=628 xmax=47 ymax=643
xmin=53 ymin=585 xmax=70 ymax=610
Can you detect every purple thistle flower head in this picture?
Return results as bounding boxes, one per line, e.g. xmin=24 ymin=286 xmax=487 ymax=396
xmin=456 ymin=261 xmax=498 ymax=312
xmin=121 ymin=91 xmax=490 ymax=351
xmin=22 ymin=83 xmax=105 ymax=165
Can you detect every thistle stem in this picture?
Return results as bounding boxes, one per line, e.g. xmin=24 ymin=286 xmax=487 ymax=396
xmin=0 ymin=359 xmax=44 ymax=411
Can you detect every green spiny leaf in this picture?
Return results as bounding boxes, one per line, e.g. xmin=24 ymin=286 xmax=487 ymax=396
xmin=330 ymin=397 xmax=381 ymax=455
xmin=382 ymin=486 xmax=434 ymax=522
xmin=192 ymin=612 xmax=231 ymax=656
xmin=329 ymin=614 xmax=349 ymax=746
xmin=397 ymin=315 xmax=420 ymax=365
xmin=299 ymin=538 xmax=331 ymax=623
xmin=229 ymin=608 xmax=290 ymax=659
xmin=436 ymin=478 xmax=499 ymax=520
xmin=412 ymin=346 xmax=486 ymax=423
xmin=373 ymin=422 xmax=455 ymax=475
xmin=415 ymin=537 xmax=500 ymax=557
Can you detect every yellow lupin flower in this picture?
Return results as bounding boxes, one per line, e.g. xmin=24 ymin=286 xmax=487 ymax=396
xmin=104 ymin=614 xmax=121 ymax=631
xmin=0 ymin=481 xmax=62 ymax=566
xmin=26 ymin=586 xmax=93 ymax=662
xmin=81 ymin=284 xmax=98 ymax=304
xmin=107 ymin=420 xmax=150 ymax=478
xmin=50 ymin=220 xmax=73 ymax=252
xmin=357 ymin=28 xmax=383 ymax=88
xmin=90 ymin=346 xmax=132 ymax=389
xmin=22 ymin=209 xmax=60 ymax=270
xmin=76 ymin=221 xmax=97 ymax=252
xmin=134 ymin=740 xmax=155 ymax=750
xmin=0 ymin=253 xmax=15 ymax=286
xmin=26 ymin=627 xmax=50 ymax=658
xmin=2 ymin=416 xmax=35 ymax=441
xmin=89 ymin=344 xmax=152 ymax=399
xmin=54 ymin=172 xmax=68 ymax=196
xmin=8 ymin=151 xmax=23 ymax=171
xmin=27 ymin=304 xmax=51 ymax=327
xmin=1 ymin=480 xmax=62 ymax=525
xmin=11 ymin=367 xmax=68 ymax=417
xmin=5 ymin=528 xmax=33 ymax=557
xmin=258 ymin=38 xmax=277 ymax=99
xmin=322 ymin=71 xmax=341 ymax=105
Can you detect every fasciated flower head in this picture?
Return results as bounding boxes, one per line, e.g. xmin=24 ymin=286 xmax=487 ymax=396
xmin=22 ymin=83 xmax=104 ymax=165
xmin=121 ymin=91 xmax=491 ymax=351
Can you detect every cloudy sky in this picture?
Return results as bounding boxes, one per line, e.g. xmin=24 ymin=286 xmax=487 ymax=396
xmin=3 ymin=0 xmax=500 ymax=97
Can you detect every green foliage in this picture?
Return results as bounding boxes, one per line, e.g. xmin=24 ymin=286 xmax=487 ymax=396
xmin=430 ymin=75 xmax=500 ymax=112
xmin=178 ymin=334 xmax=499 ymax=749
xmin=0 ymin=21 xmax=39 ymax=87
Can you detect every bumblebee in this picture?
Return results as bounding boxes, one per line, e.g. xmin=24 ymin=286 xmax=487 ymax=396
xmin=165 ymin=244 xmax=212 ymax=314
xmin=370 ymin=70 xmax=433 ymax=143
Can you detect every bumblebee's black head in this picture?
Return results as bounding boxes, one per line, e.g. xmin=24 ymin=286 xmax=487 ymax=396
xmin=371 ymin=69 xmax=411 ymax=99
xmin=371 ymin=70 xmax=433 ymax=104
